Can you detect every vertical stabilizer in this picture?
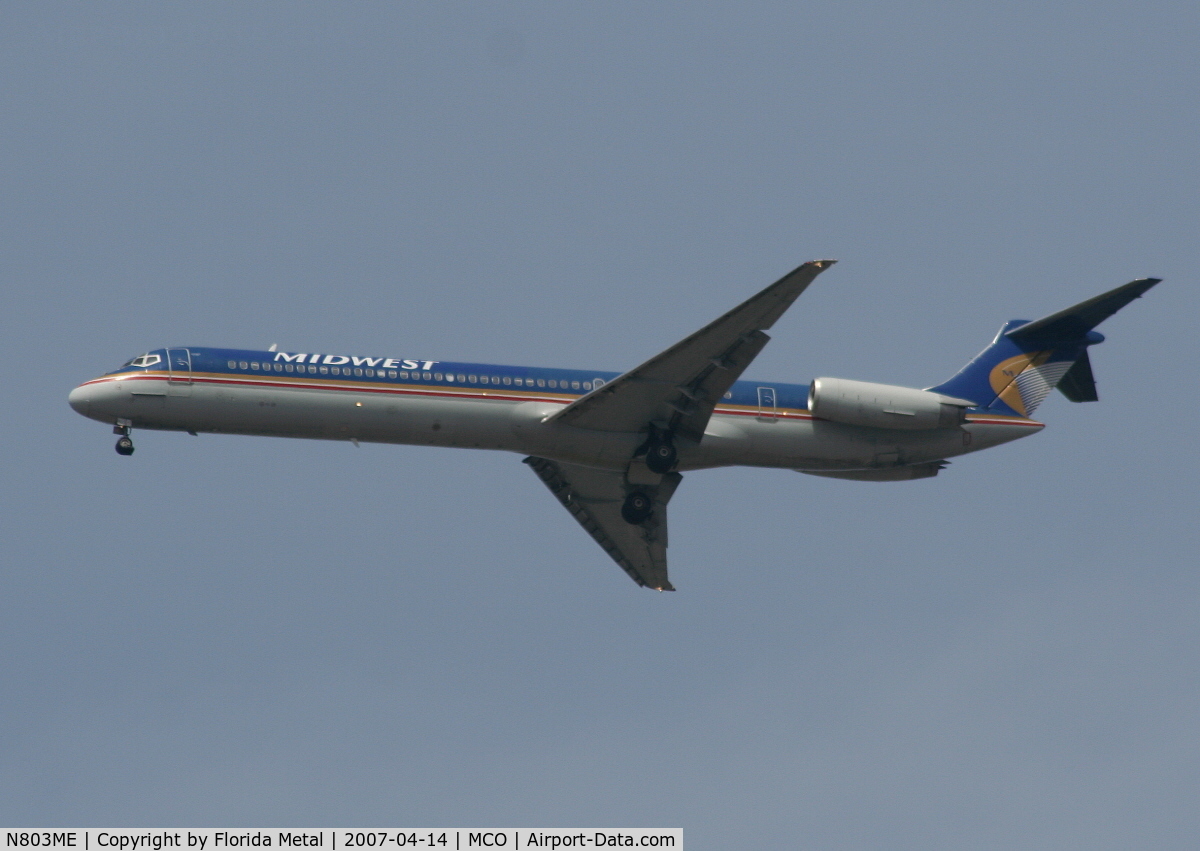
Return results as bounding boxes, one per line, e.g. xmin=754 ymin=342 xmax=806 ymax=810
xmin=928 ymin=277 xmax=1159 ymax=417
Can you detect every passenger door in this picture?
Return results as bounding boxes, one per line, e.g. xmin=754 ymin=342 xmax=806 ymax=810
xmin=756 ymin=386 xmax=777 ymax=421
xmin=166 ymin=348 xmax=193 ymax=396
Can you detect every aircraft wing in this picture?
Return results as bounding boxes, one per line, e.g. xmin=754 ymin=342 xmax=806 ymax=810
xmin=524 ymin=456 xmax=682 ymax=590
xmin=546 ymin=260 xmax=835 ymax=442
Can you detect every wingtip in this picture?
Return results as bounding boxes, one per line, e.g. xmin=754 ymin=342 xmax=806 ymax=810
xmin=810 ymin=259 xmax=837 ymax=269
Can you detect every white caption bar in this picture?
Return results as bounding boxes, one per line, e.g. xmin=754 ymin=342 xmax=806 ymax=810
xmin=2 ymin=831 xmax=681 ymax=851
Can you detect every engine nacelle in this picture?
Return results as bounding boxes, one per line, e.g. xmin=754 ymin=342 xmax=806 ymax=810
xmin=808 ymin=377 xmax=974 ymax=430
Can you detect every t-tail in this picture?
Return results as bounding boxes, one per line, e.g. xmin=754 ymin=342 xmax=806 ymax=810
xmin=927 ymin=277 xmax=1161 ymax=417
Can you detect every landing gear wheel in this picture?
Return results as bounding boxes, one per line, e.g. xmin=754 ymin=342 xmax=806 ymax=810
xmin=644 ymin=440 xmax=677 ymax=474
xmin=115 ymin=436 xmax=134 ymax=456
xmin=621 ymin=491 xmax=654 ymax=524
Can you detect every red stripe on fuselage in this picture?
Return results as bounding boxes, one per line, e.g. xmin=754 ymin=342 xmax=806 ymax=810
xmin=81 ymin=372 xmax=820 ymax=420
xmin=84 ymin=374 xmax=1044 ymax=427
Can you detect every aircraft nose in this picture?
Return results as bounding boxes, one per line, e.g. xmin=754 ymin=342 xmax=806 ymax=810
xmin=68 ymin=383 xmax=92 ymax=416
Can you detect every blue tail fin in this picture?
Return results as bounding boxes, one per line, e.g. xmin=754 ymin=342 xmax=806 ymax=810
xmin=927 ymin=277 xmax=1159 ymax=417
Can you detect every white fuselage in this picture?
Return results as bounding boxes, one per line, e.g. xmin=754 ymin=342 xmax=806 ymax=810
xmin=68 ymin=357 xmax=1041 ymax=475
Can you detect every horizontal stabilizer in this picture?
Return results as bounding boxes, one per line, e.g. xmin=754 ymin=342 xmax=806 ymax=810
xmin=1007 ymin=277 xmax=1160 ymax=342
xmin=1057 ymin=350 xmax=1099 ymax=402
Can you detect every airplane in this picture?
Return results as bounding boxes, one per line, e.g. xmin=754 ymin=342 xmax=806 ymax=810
xmin=68 ymin=261 xmax=1159 ymax=590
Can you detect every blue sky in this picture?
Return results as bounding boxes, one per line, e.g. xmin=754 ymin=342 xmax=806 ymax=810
xmin=3 ymin=3 xmax=1198 ymax=848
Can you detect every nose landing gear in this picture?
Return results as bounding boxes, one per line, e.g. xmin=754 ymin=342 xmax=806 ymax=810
xmin=114 ymin=421 xmax=134 ymax=456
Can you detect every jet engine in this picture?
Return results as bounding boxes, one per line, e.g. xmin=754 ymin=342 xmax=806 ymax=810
xmin=808 ymin=377 xmax=975 ymax=430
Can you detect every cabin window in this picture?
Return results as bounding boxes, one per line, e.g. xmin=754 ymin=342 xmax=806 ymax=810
xmin=239 ymin=361 xmax=248 ymax=369
xmin=537 ymin=379 xmax=545 ymax=387
xmin=456 ymin=374 xmax=465 ymax=382
xmin=308 ymin=365 xmax=317 ymax=373
xmin=548 ymin=379 xmax=557 ymax=388
xmin=285 ymin=364 xmax=294 ymax=372
xmin=468 ymin=375 xmax=477 ymax=383
xmin=502 ymin=376 xmax=511 ymax=385
xmin=571 ymin=381 xmax=580 ymax=390
xmin=582 ymin=381 xmax=591 ymax=390
xmin=422 ymin=372 xmax=431 ymax=380
xmin=388 ymin=370 xmax=397 ymax=378
xmin=228 ymin=360 xmax=237 ymax=369
xmin=365 ymin=368 xmax=374 ymax=377
xmin=273 ymin=363 xmax=282 ymax=372
xmin=399 ymin=371 xmax=409 ymax=379
xmin=331 ymin=366 xmax=340 ymax=375
xmin=250 ymin=363 xmax=259 ymax=370
xmin=434 ymin=372 xmax=443 ymax=381
xmin=319 ymin=366 xmax=328 ymax=374
xmin=724 ymin=391 xmax=732 ymax=399
xmin=351 ymin=367 xmax=360 ymax=376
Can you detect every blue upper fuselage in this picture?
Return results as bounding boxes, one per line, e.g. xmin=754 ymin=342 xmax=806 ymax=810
xmin=106 ymin=346 xmax=815 ymax=412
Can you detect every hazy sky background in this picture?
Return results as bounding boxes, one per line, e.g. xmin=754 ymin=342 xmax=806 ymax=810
xmin=3 ymin=3 xmax=1198 ymax=848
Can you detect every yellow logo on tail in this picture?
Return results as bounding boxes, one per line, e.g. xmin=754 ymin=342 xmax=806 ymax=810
xmin=989 ymin=352 xmax=1052 ymax=416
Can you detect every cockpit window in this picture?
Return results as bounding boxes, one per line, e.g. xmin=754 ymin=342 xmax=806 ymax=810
xmin=123 ymin=353 xmax=162 ymax=368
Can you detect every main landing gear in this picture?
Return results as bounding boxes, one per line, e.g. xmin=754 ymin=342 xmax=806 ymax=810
xmin=114 ymin=421 xmax=134 ymax=456
xmin=643 ymin=434 xmax=678 ymax=474
xmin=621 ymin=491 xmax=654 ymax=524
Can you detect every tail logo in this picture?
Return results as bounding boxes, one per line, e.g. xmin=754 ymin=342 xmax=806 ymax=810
xmin=988 ymin=351 xmax=1071 ymax=417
